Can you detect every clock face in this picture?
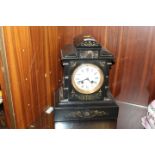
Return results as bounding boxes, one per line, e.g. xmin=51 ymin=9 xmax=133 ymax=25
xmin=71 ymin=64 xmax=104 ymax=94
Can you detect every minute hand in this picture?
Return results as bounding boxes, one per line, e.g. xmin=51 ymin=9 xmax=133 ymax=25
xmin=78 ymin=77 xmax=90 ymax=83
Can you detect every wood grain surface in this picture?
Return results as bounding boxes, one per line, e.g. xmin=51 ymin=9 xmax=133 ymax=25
xmin=2 ymin=26 xmax=155 ymax=128
xmin=3 ymin=26 xmax=61 ymax=128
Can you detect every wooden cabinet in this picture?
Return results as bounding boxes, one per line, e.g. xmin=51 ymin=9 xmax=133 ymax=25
xmin=0 ymin=27 xmax=62 ymax=128
xmin=0 ymin=26 xmax=155 ymax=128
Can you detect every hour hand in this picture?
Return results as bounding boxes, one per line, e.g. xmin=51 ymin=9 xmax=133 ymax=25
xmin=78 ymin=78 xmax=89 ymax=83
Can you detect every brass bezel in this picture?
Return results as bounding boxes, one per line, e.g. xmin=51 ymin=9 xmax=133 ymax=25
xmin=71 ymin=63 xmax=104 ymax=94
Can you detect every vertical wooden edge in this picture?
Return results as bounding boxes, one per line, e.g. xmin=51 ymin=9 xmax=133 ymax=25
xmin=0 ymin=27 xmax=16 ymax=128
xmin=111 ymin=26 xmax=124 ymax=95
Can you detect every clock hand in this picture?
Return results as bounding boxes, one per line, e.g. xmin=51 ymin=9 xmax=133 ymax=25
xmin=83 ymin=77 xmax=93 ymax=83
xmin=78 ymin=78 xmax=89 ymax=83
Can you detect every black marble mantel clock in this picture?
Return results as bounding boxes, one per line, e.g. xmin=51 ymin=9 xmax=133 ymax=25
xmin=54 ymin=35 xmax=119 ymax=122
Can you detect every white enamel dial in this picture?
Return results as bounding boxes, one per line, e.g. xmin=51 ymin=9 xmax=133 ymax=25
xmin=71 ymin=63 xmax=104 ymax=94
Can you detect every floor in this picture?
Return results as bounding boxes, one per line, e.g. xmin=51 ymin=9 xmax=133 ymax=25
xmin=116 ymin=101 xmax=147 ymax=129
xmin=29 ymin=101 xmax=147 ymax=129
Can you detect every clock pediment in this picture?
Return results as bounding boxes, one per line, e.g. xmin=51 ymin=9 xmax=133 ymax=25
xmin=74 ymin=35 xmax=102 ymax=49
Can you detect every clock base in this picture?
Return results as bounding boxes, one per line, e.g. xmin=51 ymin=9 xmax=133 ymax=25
xmin=54 ymin=102 xmax=119 ymax=122
xmin=54 ymin=87 xmax=119 ymax=122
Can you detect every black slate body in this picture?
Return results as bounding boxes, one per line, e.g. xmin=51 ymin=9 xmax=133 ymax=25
xmin=54 ymin=35 xmax=119 ymax=122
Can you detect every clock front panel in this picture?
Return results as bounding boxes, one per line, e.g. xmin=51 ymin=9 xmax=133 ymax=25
xmin=71 ymin=63 xmax=104 ymax=94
